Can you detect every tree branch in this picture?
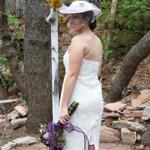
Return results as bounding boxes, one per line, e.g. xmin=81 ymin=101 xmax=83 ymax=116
xmin=108 ymin=31 xmax=150 ymax=102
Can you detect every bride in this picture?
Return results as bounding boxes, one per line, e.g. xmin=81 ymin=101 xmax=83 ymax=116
xmin=58 ymin=1 xmax=104 ymax=150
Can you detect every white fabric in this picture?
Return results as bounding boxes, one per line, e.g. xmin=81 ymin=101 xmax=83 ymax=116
xmin=59 ymin=1 xmax=102 ymax=19
xmin=62 ymin=51 xmax=103 ymax=150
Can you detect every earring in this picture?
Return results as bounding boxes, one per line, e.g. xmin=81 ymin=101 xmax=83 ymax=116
xmin=82 ymin=23 xmax=87 ymax=27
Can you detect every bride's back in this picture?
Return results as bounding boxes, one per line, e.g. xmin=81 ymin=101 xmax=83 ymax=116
xmin=75 ymin=32 xmax=103 ymax=63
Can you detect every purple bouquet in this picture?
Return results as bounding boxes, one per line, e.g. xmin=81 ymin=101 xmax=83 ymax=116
xmin=39 ymin=101 xmax=90 ymax=150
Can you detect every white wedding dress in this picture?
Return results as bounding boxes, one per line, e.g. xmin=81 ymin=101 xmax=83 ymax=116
xmin=62 ymin=50 xmax=103 ymax=150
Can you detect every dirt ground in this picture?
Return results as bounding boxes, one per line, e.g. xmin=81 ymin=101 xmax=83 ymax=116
xmin=101 ymin=55 xmax=150 ymax=98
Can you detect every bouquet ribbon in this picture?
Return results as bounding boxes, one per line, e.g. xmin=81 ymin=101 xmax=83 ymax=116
xmin=48 ymin=122 xmax=89 ymax=150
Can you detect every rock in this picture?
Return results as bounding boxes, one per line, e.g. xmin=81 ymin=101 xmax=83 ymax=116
xmin=137 ymin=134 xmax=142 ymax=142
xmin=0 ymin=118 xmax=6 ymax=123
xmin=0 ymin=105 xmax=5 ymax=114
xmin=121 ymin=93 xmax=139 ymax=104
xmin=13 ymin=136 xmax=37 ymax=145
xmin=103 ymin=112 xmax=120 ymax=119
xmin=100 ymin=126 xmax=120 ymax=143
xmin=104 ymin=102 xmax=127 ymax=113
xmin=11 ymin=118 xmax=27 ymax=128
xmin=142 ymin=106 xmax=150 ymax=120
xmin=0 ymin=99 xmax=18 ymax=113
xmin=0 ymin=114 xmax=4 ymax=119
xmin=121 ymin=128 xmax=136 ymax=145
xmin=0 ymin=119 xmax=10 ymax=129
xmin=125 ymin=106 xmax=138 ymax=110
xmin=1 ymin=142 xmax=16 ymax=150
xmin=131 ymin=90 xmax=150 ymax=107
xmin=145 ymin=147 xmax=150 ymax=150
xmin=126 ymin=117 xmax=135 ymax=121
xmin=141 ymin=125 xmax=150 ymax=146
xmin=100 ymin=143 xmax=132 ymax=150
xmin=137 ymin=101 xmax=150 ymax=109
xmin=1 ymin=137 xmax=37 ymax=150
xmin=14 ymin=105 xmax=28 ymax=117
xmin=123 ymin=109 xmax=143 ymax=118
xmin=12 ymin=143 xmax=48 ymax=150
xmin=113 ymin=120 xmax=145 ymax=132
xmin=7 ymin=110 xmax=20 ymax=121
xmin=135 ymin=144 xmax=145 ymax=150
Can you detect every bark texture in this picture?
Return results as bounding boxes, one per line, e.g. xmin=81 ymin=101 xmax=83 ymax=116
xmin=0 ymin=0 xmax=4 ymax=54
xmin=24 ymin=0 xmax=52 ymax=132
xmin=109 ymin=31 xmax=150 ymax=102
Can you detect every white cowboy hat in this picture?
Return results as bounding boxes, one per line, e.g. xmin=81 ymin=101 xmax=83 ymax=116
xmin=59 ymin=1 xmax=102 ymax=19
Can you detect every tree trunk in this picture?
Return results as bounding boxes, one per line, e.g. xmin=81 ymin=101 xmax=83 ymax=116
xmin=24 ymin=1 xmax=52 ymax=133
xmin=106 ymin=0 xmax=118 ymax=50
xmin=0 ymin=71 xmax=9 ymax=98
xmin=108 ymin=31 xmax=150 ymax=102
xmin=1 ymin=0 xmax=28 ymax=99
xmin=0 ymin=0 xmax=4 ymax=54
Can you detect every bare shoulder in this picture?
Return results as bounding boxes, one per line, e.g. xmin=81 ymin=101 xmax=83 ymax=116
xmin=68 ymin=36 xmax=85 ymax=63
xmin=95 ymin=34 xmax=103 ymax=51
xmin=71 ymin=35 xmax=86 ymax=44
xmin=69 ymin=35 xmax=86 ymax=52
xmin=95 ymin=34 xmax=102 ymax=44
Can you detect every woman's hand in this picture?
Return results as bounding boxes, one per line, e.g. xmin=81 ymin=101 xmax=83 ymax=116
xmin=59 ymin=107 xmax=70 ymax=124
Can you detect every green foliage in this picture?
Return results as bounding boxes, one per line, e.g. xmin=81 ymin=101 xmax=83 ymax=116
xmin=19 ymin=96 xmax=27 ymax=105
xmin=6 ymin=78 xmax=15 ymax=87
xmin=0 ymin=56 xmax=7 ymax=65
xmin=6 ymin=12 xmax=25 ymax=61
xmin=6 ymin=13 xmax=17 ymax=26
xmin=101 ymin=36 xmax=113 ymax=61
xmin=0 ymin=56 xmax=15 ymax=87
xmin=97 ymin=1 xmax=111 ymax=28
xmin=97 ymin=0 xmax=150 ymax=61
xmin=116 ymin=0 xmax=150 ymax=33
xmin=0 ymin=10 xmax=24 ymax=89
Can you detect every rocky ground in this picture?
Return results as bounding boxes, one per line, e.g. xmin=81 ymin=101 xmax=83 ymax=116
xmin=0 ymin=136 xmax=135 ymax=150
xmin=5 ymin=143 xmax=135 ymax=150
xmin=1 ymin=89 xmax=150 ymax=150
xmin=0 ymin=52 xmax=150 ymax=150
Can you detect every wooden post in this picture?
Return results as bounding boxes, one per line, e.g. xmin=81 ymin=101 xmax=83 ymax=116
xmin=46 ymin=0 xmax=67 ymax=122
xmin=46 ymin=9 xmax=59 ymax=122
xmin=51 ymin=13 xmax=60 ymax=123
xmin=46 ymin=1 xmax=67 ymax=122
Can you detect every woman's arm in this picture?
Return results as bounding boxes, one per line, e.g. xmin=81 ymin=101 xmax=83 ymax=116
xmin=59 ymin=36 xmax=85 ymax=124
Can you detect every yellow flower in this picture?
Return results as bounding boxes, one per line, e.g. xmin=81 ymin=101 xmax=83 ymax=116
xmin=47 ymin=0 xmax=62 ymax=8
